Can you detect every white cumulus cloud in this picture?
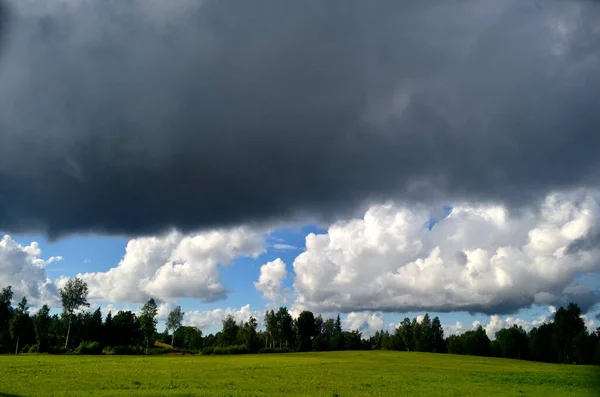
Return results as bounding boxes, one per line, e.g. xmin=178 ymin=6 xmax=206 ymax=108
xmin=0 ymin=235 xmax=59 ymax=304
xmin=185 ymin=304 xmax=263 ymax=331
xmin=77 ymin=226 xmax=265 ymax=303
xmin=254 ymin=258 xmax=288 ymax=303
xmin=292 ymin=191 xmax=600 ymax=315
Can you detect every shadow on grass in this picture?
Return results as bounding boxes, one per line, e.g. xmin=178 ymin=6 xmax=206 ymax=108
xmin=0 ymin=393 xmax=24 ymax=397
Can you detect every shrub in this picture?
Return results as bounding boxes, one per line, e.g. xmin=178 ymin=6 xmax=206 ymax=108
xmin=212 ymin=344 xmax=249 ymax=355
xmin=259 ymin=347 xmax=291 ymax=354
xmin=75 ymin=341 xmax=103 ymax=355
xmin=103 ymin=345 xmax=144 ymax=355
xmin=201 ymin=346 xmax=214 ymax=355
xmin=48 ymin=346 xmax=69 ymax=355
xmin=28 ymin=345 xmax=39 ymax=354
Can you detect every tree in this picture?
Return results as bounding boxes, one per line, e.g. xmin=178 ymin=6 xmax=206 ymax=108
xmin=103 ymin=311 xmax=113 ymax=347
xmin=397 ymin=318 xmax=413 ymax=351
xmin=166 ymin=306 xmax=184 ymax=347
xmin=220 ymin=314 xmax=239 ymax=346
xmin=238 ymin=316 xmax=259 ymax=352
xmin=264 ymin=310 xmax=276 ymax=348
xmin=139 ymin=298 xmax=158 ymax=354
xmin=431 ymin=316 xmax=446 ymax=353
xmin=495 ymin=325 xmax=529 ymax=359
xmin=9 ymin=296 xmax=29 ymax=354
xmin=416 ymin=313 xmax=432 ymax=352
xmin=332 ymin=314 xmax=344 ymax=350
xmin=275 ymin=307 xmax=294 ymax=349
xmin=529 ymin=323 xmax=554 ymax=362
xmin=59 ymin=277 xmax=89 ymax=349
xmin=174 ymin=326 xmax=203 ymax=350
xmin=33 ymin=304 xmax=51 ymax=352
xmin=553 ymin=303 xmax=585 ymax=363
xmin=112 ymin=310 xmax=141 ymax=346
xmin=296 ymin=311 xmax=317 ymax=352
xmin=0 ymin=286 xmax=13 ymax=348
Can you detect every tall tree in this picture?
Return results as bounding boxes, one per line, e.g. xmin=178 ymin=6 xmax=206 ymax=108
xmin=9 ymin=296 xmax=29 ymax=354
xmin=431 ymin=316 xmax=446 ymax=353
xmin=265 ymin=310 xmax=277 ymax=348
xmin=0 ymin=286 xmax=13 ymax=347
xmin=220 ymin=314 xmax=239 ymax=346
xmin=275 ymin=307 xmax=294 ymax=349
xmin=529 ymin=323 xmax=554 ymax=362
xmin=139 ymin=298 xmax=158 ymax=355
xmin=332 ymin=314 xmax=344 ymax=350
xmin=59 ymin=277 xmax=89 ymax=349
xmin=112 ymin=310 xmax=141 ymax=346
xmin=416 ymin=313 xmax=432 ymax=352
xmin=495 ymin=325 xmax=529 ymax=359
xmin=239 ymin=316 xmax=259 ymax=352
xmin=33 ymin=304 xmax=51 ymax=352
xmin=397 ymin=318 xmax=413 ymax=351
xmin=553 ymin=303 xmax=585 ymax=363
xmin=166 ymin=306 xmax=184 ymax=347
xmin=296 ymin=311 xmax=317 ymax=352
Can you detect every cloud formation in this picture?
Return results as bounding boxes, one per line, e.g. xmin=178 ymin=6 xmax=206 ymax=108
xmin=254 ymin=258 xmax=287 ymax=303
xmin=0 ymin=235 xmax=58 ymax=303
xmin=185 ymin=304 xmax=263 ymax=332
xmin=292 ymin=191 xmax=600 ymax=315
xmin=74 ymin=227 xmax=265 ymax=303
xmin=0 ymin=0 xmax=599 ymax=236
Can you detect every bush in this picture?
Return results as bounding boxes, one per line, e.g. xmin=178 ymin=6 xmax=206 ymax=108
xmin=102 ymin=345 xmax=144 ymax=355
xmin=201 ymin=346 xmax=214 ymax=355
xmin=259 ymin=347 xmax=291 ymax=354
xmin=75 ymin=341 xmax=103 ymax=355
xmin=28 ymin=345 xmax=39 ymax=354
xmin=48 ymin=346 xmax=69 ymax=355
xmin=212 ymin=344 xmax=249 ymax=355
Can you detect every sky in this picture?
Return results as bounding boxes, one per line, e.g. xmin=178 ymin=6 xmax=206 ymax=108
xmin=0 ymin=0 xmax=599 ymax=338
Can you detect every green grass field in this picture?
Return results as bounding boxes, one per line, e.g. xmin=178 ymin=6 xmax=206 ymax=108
xmin=0 ymin=351 xmax=598 ymax=396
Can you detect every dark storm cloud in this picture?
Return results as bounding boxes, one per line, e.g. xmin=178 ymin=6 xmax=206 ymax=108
xmin=1 ymin=0 xmax=600 ymax=237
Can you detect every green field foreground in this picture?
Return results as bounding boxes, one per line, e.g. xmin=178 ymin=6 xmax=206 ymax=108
xmin=0 ymin=351 xmax=598 ymax=397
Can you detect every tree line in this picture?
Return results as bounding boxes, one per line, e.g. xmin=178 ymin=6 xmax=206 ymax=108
xmin=1 ymin=279 xmax=599 ymax=365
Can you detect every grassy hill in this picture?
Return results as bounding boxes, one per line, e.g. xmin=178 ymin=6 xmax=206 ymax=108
xmin=0 ymin=351 xmax=598 ymax=396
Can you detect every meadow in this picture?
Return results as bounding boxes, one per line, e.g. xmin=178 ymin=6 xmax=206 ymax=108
xmin=0 ymin=351 xmax=598 ymax=397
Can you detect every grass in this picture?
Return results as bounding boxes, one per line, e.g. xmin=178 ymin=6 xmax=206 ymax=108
xmin=0 ymin=351 xmax=598 ymax=396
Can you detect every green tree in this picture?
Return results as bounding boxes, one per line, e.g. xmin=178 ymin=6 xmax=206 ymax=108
xmin=59 ymin=277 xmax=89 ymax=349
xmin=495 ymin=325 xmax=529 ymax=359
xmin=332 ymin=314 xmax=344 ymax=350
xmin=112 ymin=310 xmax=141 ymax=346
xmin=174 ymin=326 xmax=203 ymax=350
xmin=139 ymin=299 xmax=158 ymax=354
xmin=553 ymin=303 xmax=585 ymax=363
xmin=529 ymin=323 xmax=554 ymax=362
xmin=0 ymin=286 xmax=13 ymax=347
xmin=33 ymin=304 xmax=51 ymax=352
xmin=431 ymin=316 xmax=446 ymax=353
xmin=296 ymin=310 xmax=317 ymax=352
xmin=264 ymin=310 xmax=277 ymax=348
xmin=238 ymin=316 xmax=259 ymax=352
xmin=166 ymin=306 xmax=184 ymax=347
xmin=9 ymin=296 xmax=29 ymax=354
xmin=220 ymin=314 xmax=239 ymax=346
xmin=275 ymin=307 xmax=294 ymax=349
xmin=416 ymin=313 xmax=432 ymax=352
xmin=397 ymin=318 xmax=413 ymax=351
